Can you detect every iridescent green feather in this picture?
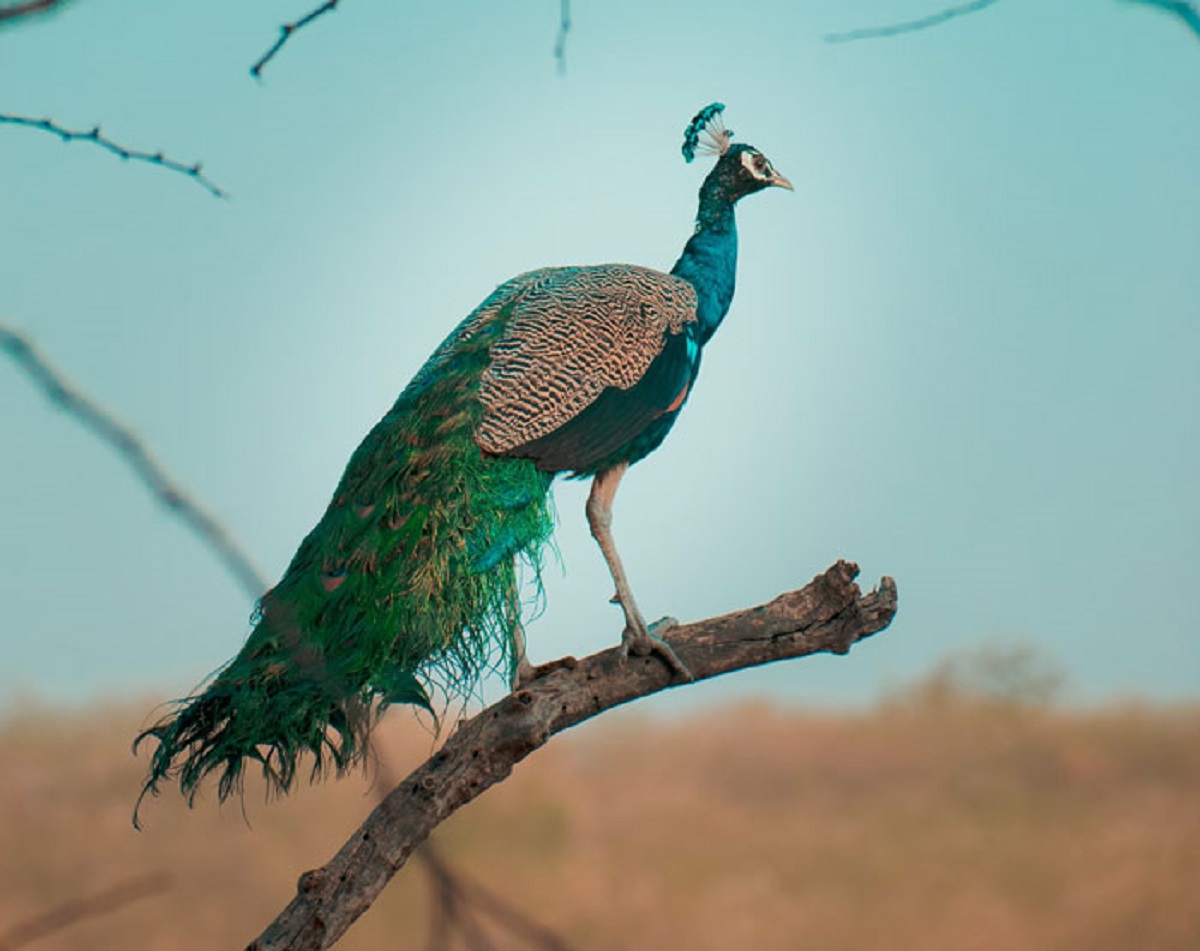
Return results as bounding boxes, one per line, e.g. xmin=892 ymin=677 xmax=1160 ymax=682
xmin=134 ymin=298 xmax=554 ymax=819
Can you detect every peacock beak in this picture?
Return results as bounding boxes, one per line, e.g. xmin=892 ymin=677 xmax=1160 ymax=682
xmin=770 ymin=171 xmax=794 ymax=191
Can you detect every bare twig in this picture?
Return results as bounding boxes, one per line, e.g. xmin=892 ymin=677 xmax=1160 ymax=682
xmin=422 ymin=848 xmax=497 ymax=951
xmin=418 ymin=842 xmax=571 ymax=950
xmin=0 ymin=114 xmax=226 ymax=198
xmin=0 ymin=0 xmax=72 ymax=26
xmin=0 ymin=873 xmax=170 ymax=951
xmin=429 ymin=848 xmax=571 ymax=951
xmin=825 ymin=0 xmax=1001 ymax=42
xmin=251 ymin=0 xmax=340 ymax=79
xmin=0 ymin=322 xmax=267 ymax=599
xmin=554 ymin=0 xmax=571 ymax=73
xmin=1122 ymin=0 xmax=1200 ymax=38
xmin=3 ymin=322 xmax=545 ymax=947
xmin=372 ymin=746 xmax=572 ymax=949
xmin=249 ymin=560 xmax=898 ymax=950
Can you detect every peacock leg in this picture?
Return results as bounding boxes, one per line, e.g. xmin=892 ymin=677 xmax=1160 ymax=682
xmin=586 ymin=464 xmax=692 ymax=680
xmin=509 ymin=577 xmax=578 ymax=690
xmin=510 ymin=613 xmax=537 ymax=690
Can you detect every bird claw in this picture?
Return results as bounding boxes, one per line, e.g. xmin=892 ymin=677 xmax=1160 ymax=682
xmin=620 ymin=616 xmax=692 ymax=681
xmin=650 ymin=616 xmax=680 ymax=634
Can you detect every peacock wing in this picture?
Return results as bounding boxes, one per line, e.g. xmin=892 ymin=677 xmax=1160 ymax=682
xmin=473 ymin=264 xmax=698 ymax=471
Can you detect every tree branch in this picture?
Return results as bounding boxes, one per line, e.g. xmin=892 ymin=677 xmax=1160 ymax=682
xmin=248 ymin=559 xmax=898 ymax=951
xmin=0 ymin=0 xmax=73 ymax=27
xmin=0 ymin=873 xmax=170 ymax=951
xmin=0 ymin=114 xmax=226 ymax=198
xmin=0 ymin=322 xmax=267 ymax=599
xmin=420 ymin=842 xmax=571 ymax=951
xmin=554 ymin=0 xmax=571 ymax=74
xmin=1122 ymin=0 xmax=1200 ymax=38
xmin=3 ymin=320 xmax=565 ymax=945
xmin=825 ymin=0 xmax=1002 ymax=43
xmin=250 ymin=0 xmax=341 ymax=80
xmin=371 ymin=752 xmax=572 ymax=948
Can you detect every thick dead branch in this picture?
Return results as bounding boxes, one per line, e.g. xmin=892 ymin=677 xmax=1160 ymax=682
xmin=251 ymin=0 xmax=341 ymax=79
xmin=825 ymin=0 xmax=1001 ymax=43
xmin=0 ymin=873 xmax=169 ymax=951
xmin=0 ymin=322 xmax=266 ymax=598
xmin=0 ymin=114 xmax=226 ymax=198
xmin=248 ymin=559 xmax=898 ymax=951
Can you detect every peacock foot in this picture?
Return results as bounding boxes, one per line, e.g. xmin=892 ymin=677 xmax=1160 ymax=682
xmin=621 ymin=616 xmax=692 ymax=681
xmin=513 ymin=655 xmax=579 ymax=690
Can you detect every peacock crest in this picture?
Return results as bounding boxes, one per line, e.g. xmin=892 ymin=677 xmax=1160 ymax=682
xmin=681 ymin=102 xmax=733 ymax=163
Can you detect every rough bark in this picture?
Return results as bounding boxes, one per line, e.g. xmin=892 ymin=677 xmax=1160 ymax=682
xmin=248 ymin=559 xmax=898 ymax=951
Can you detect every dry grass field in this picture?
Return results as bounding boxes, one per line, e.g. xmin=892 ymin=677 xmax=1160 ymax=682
xmin=2 ymin=673 xmax=1198 ymax=950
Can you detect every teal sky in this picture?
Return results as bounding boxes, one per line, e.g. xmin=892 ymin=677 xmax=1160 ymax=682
xmin=2 ymin=0 xmax=1197 ymax=711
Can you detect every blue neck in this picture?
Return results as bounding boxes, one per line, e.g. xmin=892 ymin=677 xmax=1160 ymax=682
xmin=670 ymin=183 xmax=738 ymax=346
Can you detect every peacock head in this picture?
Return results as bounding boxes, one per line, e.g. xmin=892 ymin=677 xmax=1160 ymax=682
xmin=682 ymin=102 xmax=793 ymax=202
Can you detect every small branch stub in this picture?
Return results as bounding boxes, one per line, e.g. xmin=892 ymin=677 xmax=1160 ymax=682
xmin=247 ymin=560 xmax=898 ymax=951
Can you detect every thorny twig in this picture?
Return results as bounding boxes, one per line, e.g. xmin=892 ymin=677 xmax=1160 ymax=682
xmin=0 ymin=323 xmax=267 ymax=598
xmin=825 ymin=0 xmax=1002 ymax=43
xmin=0 ymin=873 xmax=170 ymax=951
xmin=0 ymin=114 xmax=226 ymax=198
xmin=249 ymin=0 xmax=574 ymax=79
xmin=251 ymin=0 xmax=340 ymax=79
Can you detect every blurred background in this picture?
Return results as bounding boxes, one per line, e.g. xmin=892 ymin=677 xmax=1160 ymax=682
xmin=1 ymin=1 xmax=1197 ymax=948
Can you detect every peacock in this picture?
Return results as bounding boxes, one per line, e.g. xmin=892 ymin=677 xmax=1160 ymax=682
xmin=134 ymin=103 xmax=791 ymax=817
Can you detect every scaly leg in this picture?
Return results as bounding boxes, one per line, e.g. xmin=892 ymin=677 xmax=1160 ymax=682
xmin=510 ymin=610 xmax=537 ymax=690
xmin=509 ymin=577 xmax=577 ymax=690
xmin=586 ymin=463 xmax=691 ymax=680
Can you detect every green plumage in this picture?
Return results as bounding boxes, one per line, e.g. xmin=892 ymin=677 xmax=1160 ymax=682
xmin=135 ymin=294 xmax=554 ymax=817
xmin=135 ymin=103 xmax=793 ymax=820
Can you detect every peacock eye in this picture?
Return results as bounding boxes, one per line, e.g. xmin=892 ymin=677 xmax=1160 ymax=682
xmin=739 ymin=148 xmax=776 ymax=181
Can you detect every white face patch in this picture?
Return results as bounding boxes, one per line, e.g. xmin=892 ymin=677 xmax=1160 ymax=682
xmin=740 ymin=149 xmax=777 ymax=184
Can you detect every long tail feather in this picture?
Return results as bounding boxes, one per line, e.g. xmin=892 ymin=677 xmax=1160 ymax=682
xmin=134 ymin=297 xmax=554 ymax=822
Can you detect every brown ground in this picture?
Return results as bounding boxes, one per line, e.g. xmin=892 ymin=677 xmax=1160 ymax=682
xmin=2 ymin=682 xmax=1198 ymax=950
